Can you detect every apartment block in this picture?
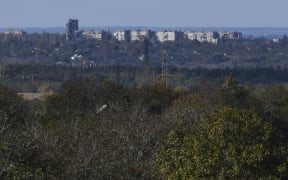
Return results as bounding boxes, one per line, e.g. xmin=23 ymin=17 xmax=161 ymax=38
xmin=130 ymin=30 xmax=151 ymax=41
xmin=82 ymin=31 xmax=110 ymax=41
xmin=156 ymin=31 xmax=183 ymax=42
xmin=113 ymin=30 xmax=131 ymax=41
xmin=184 ymin=31 xmax=219 ymax=44
xmin=66 ymin=19 xmax=79 ymax=40
xmin=2 ymin=30 xmax=27 ymax=37
xmin=219 ymin=32 xmax=242 ymax=40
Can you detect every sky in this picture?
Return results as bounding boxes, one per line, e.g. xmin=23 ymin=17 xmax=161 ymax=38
xmin=0 ymin=0 xmax=288 ymax=28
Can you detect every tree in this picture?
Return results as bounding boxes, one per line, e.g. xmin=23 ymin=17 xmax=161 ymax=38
xmin=0 ymin=85 xmax=27 ymax=135
xmin=157 ymin=107 xmax=287 ymax=179
xmin=0 ymin=85 xmax=44 ymax=179
xmin=221 ymin=74 xmax=253 ymax=108
xmin=46 ymin=79 xmax=130 ymax=115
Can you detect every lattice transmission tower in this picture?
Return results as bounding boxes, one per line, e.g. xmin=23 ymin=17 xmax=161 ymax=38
xmin=159 ymin=49 xmax=172 ymax=88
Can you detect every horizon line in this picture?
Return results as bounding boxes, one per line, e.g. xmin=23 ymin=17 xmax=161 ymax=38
xmin=1 ymin=26 xmax=288 ymax=29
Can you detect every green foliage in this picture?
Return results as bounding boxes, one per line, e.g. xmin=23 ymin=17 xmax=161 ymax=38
xmin=2 ymin=31 xmax=288 ymax=179
xmin=46 ymin=79 xmax=177 ymax=117
xmin=2 ymin=64 xmax=288 ymax=93
xmin=35 ymin=113 xmax=163 ymax=179
xmin=1 ymin=78 xmax=288 ymax=179
xmin=0 ymin=86 xmax=46 ymax=179
xmin=162 ymin=88 xmax=220 ymax=134
xmin=0 ymin=85 xmax=27 ymax=134
xmin=221 ymin=74 xmax=255 ymax=108
xmin=157 ymin=107 xmax=288 ymax=179
xmin=46 ymin=79 xmax=130 ymax=115
xmin=133 ymin=84 xmax=177 ymax=114
xmin=21 ymin=80 xmax=178 ymax=178
xmin=0 ymin=129 xmax=50 ymax=179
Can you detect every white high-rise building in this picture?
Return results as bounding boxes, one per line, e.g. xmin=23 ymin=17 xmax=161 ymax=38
xmin=130 ymin=30 xmax=151 ymax=41
xmin=156 ymin=31 xmax=177 ymax=42
xmin=184 ymin=32 xmax=219 ymax=44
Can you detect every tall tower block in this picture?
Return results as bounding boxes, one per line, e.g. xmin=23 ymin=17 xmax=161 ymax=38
xmin=66 ymin=19 xmax=79 ymax=40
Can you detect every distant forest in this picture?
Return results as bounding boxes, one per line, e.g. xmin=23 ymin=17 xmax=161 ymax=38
xmin=1 ymin=33 xmax=288 ymax=92
xmin=1 ymin=32 xmax=288 ymax=68
xmin=1 ymin=65 xmax=288 ymax=93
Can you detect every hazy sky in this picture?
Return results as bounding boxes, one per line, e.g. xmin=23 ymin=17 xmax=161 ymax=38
xmin=1 ymin=0 xmax=287 ymax=27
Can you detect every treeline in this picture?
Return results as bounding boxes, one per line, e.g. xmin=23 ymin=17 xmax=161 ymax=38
xmin=1 ymin=77 xmax=288 ymax=179
xmin=1 ymin=64 xmax=288 ymax=92
xmin=1 ymin=32 xmax=288 ymax=68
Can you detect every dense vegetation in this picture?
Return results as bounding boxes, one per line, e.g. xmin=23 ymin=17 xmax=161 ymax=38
xmin=1 ymin=32 xmax=288 ymax=179
xmin=1 ymin=33 xmax=288 ymax=69
xmin=1 ymin=64 xmax=288 ymax=93
xmin=1 ymin=77 xmax=288 ymax=179
xmin=1 ymin=33 xmax=288 ymax=93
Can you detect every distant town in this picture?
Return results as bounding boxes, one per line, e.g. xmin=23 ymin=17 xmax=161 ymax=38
xmin=1 ymin=19 xmax=244 ymax=44
xmin=67 ymin=19 xmax=242 ymax=44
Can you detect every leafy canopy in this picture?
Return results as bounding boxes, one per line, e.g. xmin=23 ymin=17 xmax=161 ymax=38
xmin=157 ymin=107 xmax=287 ymax=179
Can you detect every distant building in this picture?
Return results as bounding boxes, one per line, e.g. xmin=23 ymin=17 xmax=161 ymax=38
xmin=130 ymin=30 xmax=151 ymax=41
xmin=156 ymin=31 xmax=183 ymax=42
xmin=82 ymin=31 xmax=110 ymax=41
xmin=113 ymin=30 xmax=131 ymax=41
xmin=184 ymin=31 xmax=242 ymax=44
xmin=156 ymin=31 xmax=174 ymax=42
xmin=184 ymin=31 xmax=219 ymax=44
xmin=64 ymin=19 xmax=242 ymax=44
xmin=66 ymin=19 xmax=79 ymax=40
xmin=273 ymin=38 xmax=279 ymax=43
xmin=219 ymin=32 xmax=242 ymax=40
xmin=2 ymin=30 xmax=27 ymax=38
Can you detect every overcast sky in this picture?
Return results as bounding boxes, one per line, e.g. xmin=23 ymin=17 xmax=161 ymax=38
xmin=0 ymin=0 xmax=287 ymax=27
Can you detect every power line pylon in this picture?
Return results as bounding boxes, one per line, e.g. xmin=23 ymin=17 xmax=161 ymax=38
xmin=159 ymin=48 xmax=172 ymax=88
